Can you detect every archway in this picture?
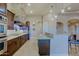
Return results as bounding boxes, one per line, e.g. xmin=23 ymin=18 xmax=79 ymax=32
xmin=68 ymin=19 xmax=79 ymax=35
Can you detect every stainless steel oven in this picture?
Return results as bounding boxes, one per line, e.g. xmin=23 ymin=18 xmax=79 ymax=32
xmin=0 ymin=38 xmax=7 ymax=54
xmin=0 ymin=22 xmax=7 ymax=38
xmin=0 ymin=15 xmax=7 ymax=38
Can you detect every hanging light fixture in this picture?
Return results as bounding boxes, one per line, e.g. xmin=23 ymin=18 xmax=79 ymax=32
xmin=30 ymin=10 xmax=33 ymax=14
xmin=49 ymin=5 xmax=53 ymax=13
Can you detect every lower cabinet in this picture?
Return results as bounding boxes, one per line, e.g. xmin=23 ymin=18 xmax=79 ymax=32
xmin=38 ymin=39 xmax=50 ymax=56
xmin=1 ymin=34 xmax=28 ymax=56
xmin=7 ymin=39 xmax=18 ymax=56
xmin=20 ymin=35 xmax=27 ymax=46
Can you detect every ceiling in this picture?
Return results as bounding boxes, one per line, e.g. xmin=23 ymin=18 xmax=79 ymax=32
xmin=65 ymin=3 xmax=79 ymax=12
xmin=7 ymin=3 xmax=79 ymax=17
xmin=7 ymin=3 xmax=69 ymax=16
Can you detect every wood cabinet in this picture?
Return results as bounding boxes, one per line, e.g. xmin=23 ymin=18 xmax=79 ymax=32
xmin=20 ymin=35 xmax=26 ymax=46
xmin=7 ymin=38 xmax=18 ymax=56
xmin=7 ymin=10 xmax=15 ymax=30
xmin=38 ymin=40 xmax=50 ymax=56
xmin=1 ymin=34 xmax=28 ymax=56
xmin=0 ymin=3 xmax=7 ymax=15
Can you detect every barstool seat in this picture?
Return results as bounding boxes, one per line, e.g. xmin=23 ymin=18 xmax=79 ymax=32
xmin=68 ymin=40 xmax=79 ymax=55
xmin=69 ymin=40 xmax=79 ymax=44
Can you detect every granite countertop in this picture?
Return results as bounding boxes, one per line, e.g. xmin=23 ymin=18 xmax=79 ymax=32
xmin=38 ymin=35 xmax=52 ymax=40
xmin=6 ymin=30 xmax=28 ymax=41
xmin=6 ymin=33 xmax=27 ymax=41
xmin=38 ymin=33 xmax=53 ymax=40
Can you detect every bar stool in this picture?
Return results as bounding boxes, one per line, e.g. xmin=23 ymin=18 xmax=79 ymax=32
xmin=69 ymin=40 xmax=79 ymax=55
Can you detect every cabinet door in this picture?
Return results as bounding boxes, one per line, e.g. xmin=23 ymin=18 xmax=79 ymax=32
xmin=23 ymin=35 xmax=27 ymax=42
xmin=0 ymin=3 xmax=7 ymax=15
xmin=17 ymin=37 xmax=21 ymax=48
xmin=20 ymin=36 xmax=23 ymax=46
xmin=14 ymin=38 xmax=20 ymax=49
xmin=7 ymin=39 xmax=17 ymax=55
xmin=20 ymin=35 xmax=25 ymax=45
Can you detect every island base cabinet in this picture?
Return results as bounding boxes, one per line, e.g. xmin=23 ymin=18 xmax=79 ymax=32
xmin=38 ymin=40 xmax=50 ymax=56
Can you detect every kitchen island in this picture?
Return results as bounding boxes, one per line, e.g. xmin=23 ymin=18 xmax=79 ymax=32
xmin=1 ymin=31 xmax=29 ymax=56
xmin=38 ymin=35 xmax=52 ymax=56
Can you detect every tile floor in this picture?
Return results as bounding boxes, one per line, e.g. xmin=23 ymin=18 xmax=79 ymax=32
xmin=13 ymin=37 xmax=39 ymax=56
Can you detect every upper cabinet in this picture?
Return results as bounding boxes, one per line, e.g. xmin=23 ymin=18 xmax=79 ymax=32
xmin=0 ymin=3 xmax=7 ymax=15
xmin=7 ymin=10 xmax=15 ymax=30
xmin=0 ymin=3 xmax=15 ymax=30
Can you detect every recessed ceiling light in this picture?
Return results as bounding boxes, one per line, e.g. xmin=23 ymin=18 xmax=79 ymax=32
xmin=30 ymin=10 xmax=33 ymax=14
xmin=33 ymin=22 xmax=35 ymax=24
xmin=61 ymin=9 xmax=65 ymax=13
xmin=67 ymin=7 xmax=71 ymax=10
xmin=54 ymin=15 xmax=58 ymax=18
xmin=49 ymin=9 xmax=53 ymax=13
xmin=27 ymin=3 xmax=31 ymax=6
